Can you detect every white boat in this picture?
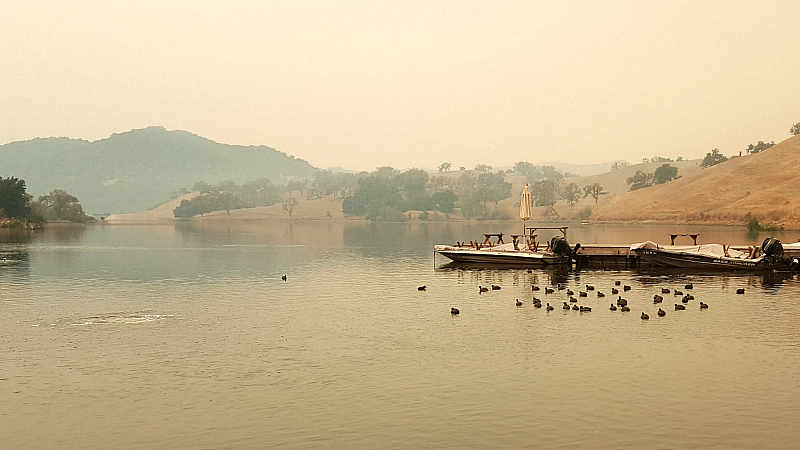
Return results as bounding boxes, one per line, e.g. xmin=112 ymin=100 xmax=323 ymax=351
xmin=630 ymin=237 xmax=797 ymax=271
xmin=434 ymin=228 xmax=578 ymax=266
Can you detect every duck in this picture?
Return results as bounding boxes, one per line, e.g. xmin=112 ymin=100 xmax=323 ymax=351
xmin=563 ymin=302 xmax=571 ymax=310
xmin=586 ymin=285 xmax=595 ymax=291
xmin=616 ymin=296 xmax=627 ymax=306
xmin=685 ymin=283 xmax=693 ymax=290
xmin=281 ymin=275 xmax=287 ymax=281
xmin=418 ymin=285 xmax=427 ymax=291
xmin=621 ymin=306 xmax=631 ymax=312
xmin=611 ymin=288 xmax=619 ymax=294
xmin=532 ymin=286 xmax=541 ymax=291
xmin=533 ymin=302 xmax=542 ymax=308
xmin=492 ymin=285 xmax=501 ymax=290
xmin=661 ymin=288 xmax=671 ymax=294
xmin=479 ymin=286 xmax=489 ymax=293
xmin=569 ymin=296 xmax=578 ymax=303
xmin=566 ymin=289 xmax=574 ymax=296
xmin=700 ymin=302 xmax=709 ymax=309
xmin=532 ymin=296 xmax=540 ymax=302
xmin=579 ymin=291 xmax=588 ymax=297
xmin=558 ymin=285 xmax=566 ymax=291
xmin=653 ymin=294 xmax=663 ymax=303
xmin=572 ymin=304 xmax=579 ymax=311
xmin=681 ymin=296 xmax=690 ymax=304
xmin=657 ymin=308 xmax=666 ymax=317
xmin=674 ymin=290 xmax=683 ymax=296
xmin=450 ymin=307 xmax=460 ymax=315
xmin=545 ymin=288 xmax=554 ymax=294
xmin=623 ymin=285 xmax=632 ymax=291
xmin=615 ymin=281 xmax=621 ymax=286
xmin=609 ymin=303 xmax=617 ymax=311
xmin=516 ymin=299 xmax=523 ymax=307
xmin=736 ymin=288 xmax=745 ymax=295
xmin=580 ymin=306 xmax=592 ymax=312
xmin=675 ymin=304 xmax=686 ymax=310
xmin=641 ymin=312 xmax=649 ymax=320
xmin=684 ymin=294 xmax=694 ymax=301
xmin=546 ymin=303 xmax=554 ymax=311
xmin=597 ymin=291 xmax=606 ymax=298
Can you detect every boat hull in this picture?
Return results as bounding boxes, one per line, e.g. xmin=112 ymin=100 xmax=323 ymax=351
xmin=435 ymin=249 xmax=568 ymax=265
xmin=631 ymin=248 xmax=782 ymax=270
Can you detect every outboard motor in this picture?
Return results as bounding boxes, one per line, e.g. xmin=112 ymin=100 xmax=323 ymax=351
xmin=550 ymin=237 xmax=581 ymax=262
xmin=762 ymin=237 xmax=784 ymax=258
xmin=550 ymin=236 xmax=572 ymax=257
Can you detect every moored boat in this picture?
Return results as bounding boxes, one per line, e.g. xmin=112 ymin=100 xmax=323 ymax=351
xmin=630 ymin=237 xmax=797 ymax=271
xmin=434 ymin=232 xmax=579 ymax=266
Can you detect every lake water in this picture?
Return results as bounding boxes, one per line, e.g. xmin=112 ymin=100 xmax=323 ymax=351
xmin=2 ymin=222 xmax=800 ymax=449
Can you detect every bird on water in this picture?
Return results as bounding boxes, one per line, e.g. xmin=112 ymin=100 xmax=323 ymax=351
xmin=675 ymin=304 xmax=686 ymax=310
xmin=418 ymin=285 xmax=427 ymax=291
xmin=641 ymin=312 xmax=649 ymax=320
xmin=281 ymin=275 xmax=287 ymax=281
xmin=737 ymin=288 xmax=745 ymax=295
xmin=492 ymin=285 xmax=501 ymax=290
xmin=621 ymin=306 xmax=631 ymax=312
xmin=609 ymin=303 xmax=617 ymax=311
xmin=479 ymin=286 xmax=489 ymax=293
xmin=700 ymin=302 xmax=709 ymax=309
xmin=451 ymin=307 xmax=460 ymax=315
xmin=657 ymin=308 xmax=666 ymax=317
xmin=611 ymin=288 xmax=619 ymax=295
xmin=597 ymin=291 xmax=605 ymax=298
xmin=653 ymin=294 xmax=663 ymax=303
xmin=546 ymin=303 xmax=554 ymax=311
xmin=563 ymin=302 xmax=570 ymax=310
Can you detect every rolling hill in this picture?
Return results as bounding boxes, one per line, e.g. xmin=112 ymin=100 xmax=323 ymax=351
xmin=0 ymin=127 xmax=317 ymax=214
xmin=593 ymin=134 xmax=800 ymax=225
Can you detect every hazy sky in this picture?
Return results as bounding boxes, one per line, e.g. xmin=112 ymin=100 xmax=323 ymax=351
xmin=2 ymin=0 xmax=799 ymax=171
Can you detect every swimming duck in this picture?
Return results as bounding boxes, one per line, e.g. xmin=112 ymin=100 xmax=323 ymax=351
xmin=700 ymin=302 xmax=709 ymax=309
xmin=653 ymin=294 xmax=663 ymax=303
xmin=534 ymin=302 xmax=542 ymax=308
xmin=685 ymin=284 xmax=693 ymax=290
xmin=615 ymin=281 xmax=621 ymax=286
xmin=616 ymin=296 xmax=627 ymax=306
xmin=545 ymin=288 xmax=554 ymax=294
xmin=572 ymin=304 xmax=579 ymax=311
xmin=516 ymin=299 xmax=523 ymax=306
xmin=681 ymin=296 xmax=690 ymax=304
xmin=492 ymin=285 xmax=501 ymax=290
xmin=685 ymin=294 xmax=694 ymax=301
xmin=611 ymin=288 xmax=619 ymax=294
xmin=623 ymin=285 xmax=632 ymax=291
xmin=580 ymin=306 xmax=592 ymax=312
xmin=736 ymin=288 xmax=745 ymax=295
xmin=579 ymin=291 xmax=588 ymax=297
xmin=657 ymin=308 xmax=666 ymax=317
xmin=532 ymin=286 xmax=541 ymax=291
xmin=281 ymin=275 xmax=287 ymax=281
xmin=546 ymin=303 xmax=554 ymax=311
xmin=566 ymin=289 xmax=574 ymax=296
xmin=586 ymin=285 xmax=595 ymax=291
xmin=621 ymin=306 xmax=630 ymax=312
xmin=563 ymin=302 xmax=571 ymax=310
xmin=597 ymin=291 xmax=605 ymax=298
xmin=479 ymin=286 xmax=489 ymax=293
xmin=569 ymin=296 xmax=578 ymax=303
xmin=674 ymin=290 xmax=683 ymax=296
xmin=532 ymin=296 xmax=540 ymax=302
xmin=451 ymin=307 xmax=460 ymax=315
xmin=661 ymin=288 xmax=671 ymax=294
xmin=675 ymin=304 xmax=685 ymax=310
xmin=558 ymin=285 xmax=566 ymax=291
xmin=418 ymin=285 xmax=427 ymax=291
xmin=609 ymin=303 xmax=617 ymax=311
xmin=641 ymin=312 xmax=649 ymax=320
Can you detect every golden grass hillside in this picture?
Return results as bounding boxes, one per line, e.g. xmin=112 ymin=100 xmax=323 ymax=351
xmin=592 ymin=134 xmax=800 ymax=226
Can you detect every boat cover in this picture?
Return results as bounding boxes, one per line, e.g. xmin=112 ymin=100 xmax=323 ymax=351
xmin=630 ymin=241 xmax=752 ymax=259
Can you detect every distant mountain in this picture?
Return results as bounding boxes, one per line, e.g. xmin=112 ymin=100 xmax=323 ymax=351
xmin=0 ymin=127 xmax=317 ymax=213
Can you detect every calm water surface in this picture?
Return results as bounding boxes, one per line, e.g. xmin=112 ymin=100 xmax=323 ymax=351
xmin=2 ymin=222 xmax=800 ymax=449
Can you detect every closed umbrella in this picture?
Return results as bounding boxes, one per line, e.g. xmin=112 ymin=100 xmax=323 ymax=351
xmin=520 ymin=184 xmax=532 ymax=244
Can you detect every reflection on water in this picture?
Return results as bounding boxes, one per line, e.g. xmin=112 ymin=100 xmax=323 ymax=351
xmin=1 ymin=222 xmax=799 ymax=449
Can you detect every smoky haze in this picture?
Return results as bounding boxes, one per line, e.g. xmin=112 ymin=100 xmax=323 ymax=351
xmin=1 ymin=0 xmax=799 ymax=171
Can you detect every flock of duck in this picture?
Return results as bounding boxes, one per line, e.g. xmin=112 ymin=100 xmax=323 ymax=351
xmin=438 ymin=279 xmax=732 ymax=318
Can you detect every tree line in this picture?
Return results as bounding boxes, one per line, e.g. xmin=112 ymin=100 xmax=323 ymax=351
xmin=0 ymin=176 xmax=92 ymax=224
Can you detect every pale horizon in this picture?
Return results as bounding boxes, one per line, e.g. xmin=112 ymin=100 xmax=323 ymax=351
xmin=2 ymin=0 xmax=799 ymax=171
